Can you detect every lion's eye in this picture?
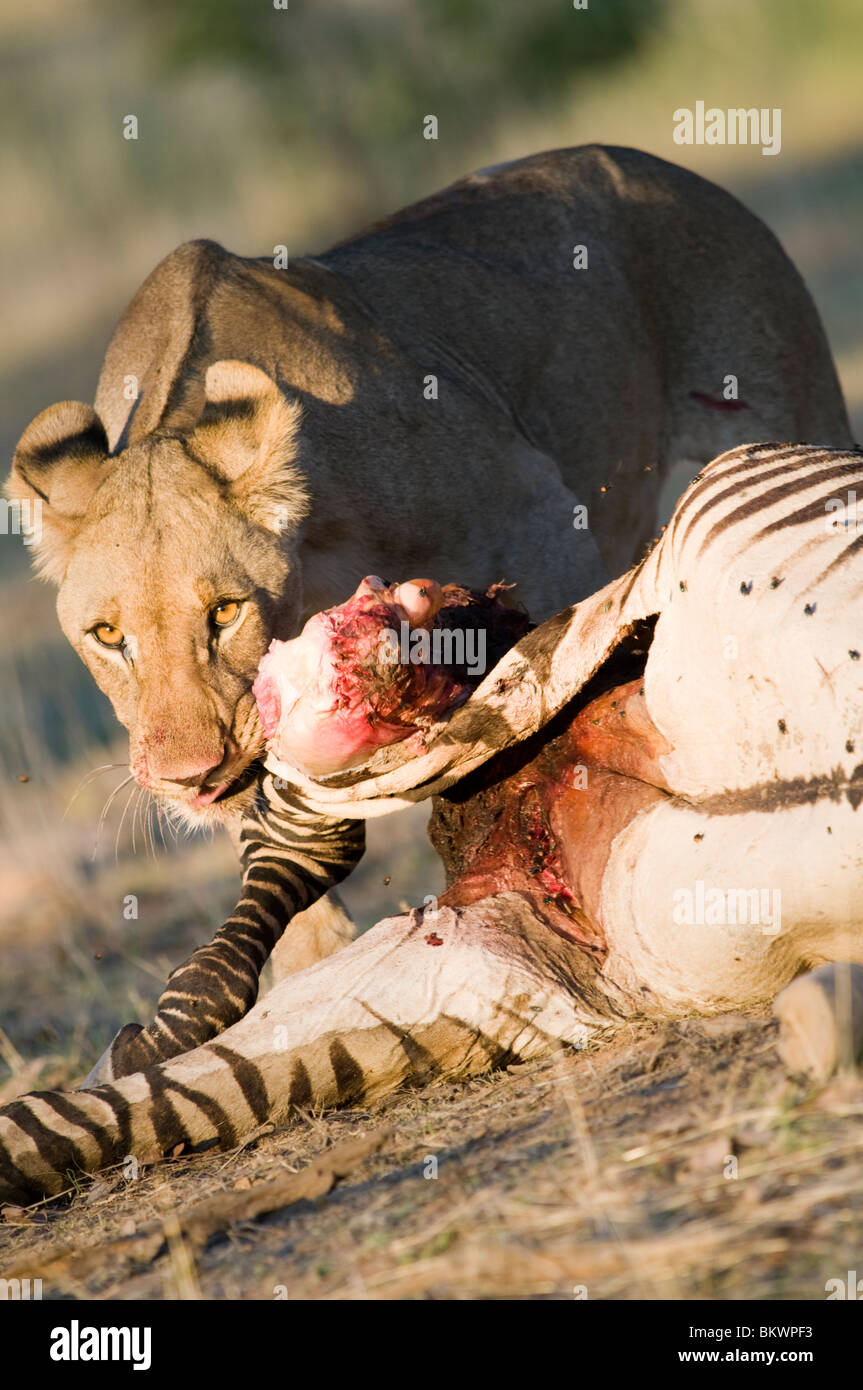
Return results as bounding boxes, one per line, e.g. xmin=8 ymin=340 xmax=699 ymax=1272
xmin=93 ymin=623 xmax=125 ymax=649
xmin=212 ymin=600 xmax=241 ymax=629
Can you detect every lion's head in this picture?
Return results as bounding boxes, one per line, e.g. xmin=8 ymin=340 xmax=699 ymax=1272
xmin=7 ymin=361 xmax=308 ymax=823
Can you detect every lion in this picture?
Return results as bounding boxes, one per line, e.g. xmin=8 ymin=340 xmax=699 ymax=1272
xmin=6 ymin=144 xmax=851 ymax=972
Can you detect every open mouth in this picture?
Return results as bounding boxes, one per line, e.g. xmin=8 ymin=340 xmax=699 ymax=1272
xmin=194 ymin=779 xmax=234 ymax=808
xmin=191 ymin=758 xmax=261 ymax=811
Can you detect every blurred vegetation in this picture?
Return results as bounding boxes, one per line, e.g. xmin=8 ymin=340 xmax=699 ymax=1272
xmin=141 ymin=0 xmax=666 ymax=124
xmin=2 ymin=0 xmax=862 ymax=407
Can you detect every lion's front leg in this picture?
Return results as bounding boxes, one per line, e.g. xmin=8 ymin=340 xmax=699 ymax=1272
xmin=0 ymin=896 xmax=611 ymax=1205
xmin=268 ymin=888 xmax=357 ymax=982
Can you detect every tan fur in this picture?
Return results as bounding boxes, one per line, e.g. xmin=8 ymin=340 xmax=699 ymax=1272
xmin=267 ymin=889 xmax=357 ymax=982
xmin=4 ymin=148 xmax=852 ymax=987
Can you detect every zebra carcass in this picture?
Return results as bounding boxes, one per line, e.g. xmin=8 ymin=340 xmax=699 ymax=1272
xmin=2 ymin=441 xmax=863 ymax=1203
xmin=265 ymin=439 xmax=863 ymax=1025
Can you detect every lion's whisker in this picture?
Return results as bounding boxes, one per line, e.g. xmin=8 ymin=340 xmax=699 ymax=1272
xmin=115 ymin=779 xmax=139 ymax=862
xmin=63 ymin=762 xmax=127 ymax=820
xmin=144 ymin=793 xmax=159 ymax=862
xmin=92 ymin=774 xmax=135 ymax=859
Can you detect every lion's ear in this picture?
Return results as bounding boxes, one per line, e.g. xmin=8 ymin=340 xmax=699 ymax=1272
xmin=7 ymin=402 xmax=110 ymax=583
xmin=190 ymin=360 xmax=308 ymax=533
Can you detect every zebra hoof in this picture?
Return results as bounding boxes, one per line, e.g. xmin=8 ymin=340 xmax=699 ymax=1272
xmin=774 ymin=963 xmax=863 ymax=1082
xmin=80 ymin=1023 xmax=145 ymax=1089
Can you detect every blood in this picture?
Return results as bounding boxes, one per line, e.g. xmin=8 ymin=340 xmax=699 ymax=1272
xmin=429 ymin=677 xmax=672 ymax=956
xmin=690 ymin=390 xmax=749 ymax=412
xmin=254 ymin=577 xmax=530 ymax=777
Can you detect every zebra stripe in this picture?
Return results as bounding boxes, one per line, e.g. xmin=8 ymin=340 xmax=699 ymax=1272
xmin=675 ymin=445 xmax=851 ymax=546
xmin=100 ymin=775 xmax=365 ymax=1078
xmin=670 ymin=443 xmax=863 ymax=563
xmin=0 ymin=916 xmax=569 ymax=1206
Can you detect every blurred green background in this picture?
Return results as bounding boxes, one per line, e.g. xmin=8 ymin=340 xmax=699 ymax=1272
xmin=0 ymin=0 xmax=861 ymax=1079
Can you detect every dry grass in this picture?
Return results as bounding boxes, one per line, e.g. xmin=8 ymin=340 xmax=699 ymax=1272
xmin=2 ymin=1013 xmax=862 ymax=1300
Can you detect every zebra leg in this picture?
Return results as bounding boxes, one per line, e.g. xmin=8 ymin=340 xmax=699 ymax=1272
xmin=87 ymin=788 xmax=366 ymax=1084
xmin=599 ymin=797 xmax=863 ymax=1015
xmin=0 ymin=895 xmax=616 ymax=1206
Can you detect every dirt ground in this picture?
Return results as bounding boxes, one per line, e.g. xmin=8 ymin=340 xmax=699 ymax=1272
xmin=2 ymin=1007 xmax=862 ymax=1301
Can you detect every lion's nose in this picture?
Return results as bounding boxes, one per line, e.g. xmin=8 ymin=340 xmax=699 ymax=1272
xmin=134 ymin=733 xmax=236 ymax=790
